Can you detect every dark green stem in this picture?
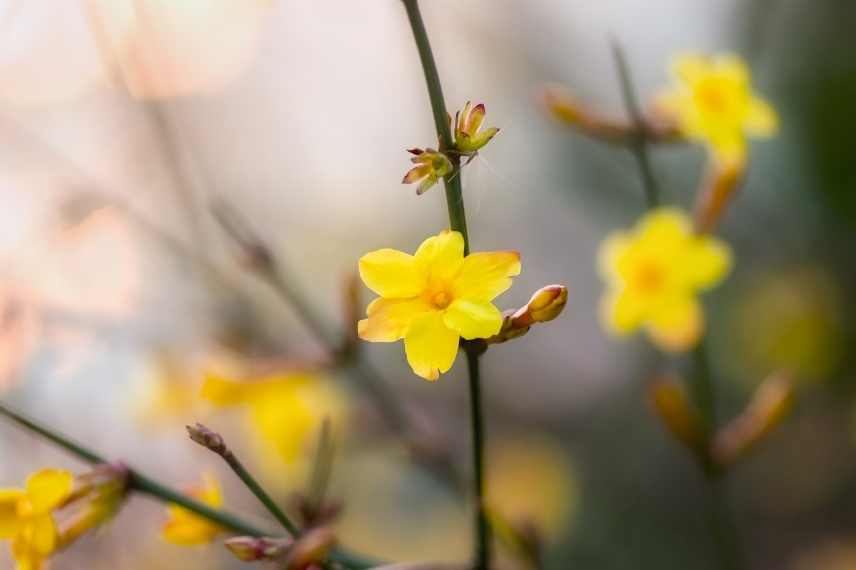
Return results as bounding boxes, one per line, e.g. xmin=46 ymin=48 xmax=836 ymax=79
xmin=0 ymin=403 xmax=375 ymax=569
xmin=611 ymin=40 xmax=660 ymax=210
xmin=466 ymin=349 xmax=490 ymax=570
xmin=401 ymin=0 xmax=470 ymax=252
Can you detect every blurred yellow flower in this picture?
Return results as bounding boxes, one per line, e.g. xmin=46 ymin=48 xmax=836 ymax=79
xmin=598 ymin=208 xmax=731 ymax=351
xmin=201 ymin=370 xmax=346 ymax=464
xmin=402 ymin=148 xmax=453 ymax=195
xmin=0 ymin=469 xmax=73 ymax=570
xmin=657 ymin=53 xmax=778 ymax=163
xmin=453 ymin=101 xmax=500 ymax=155
xmin=358 ymin=230 xmax=521 ymax=380
xmin=162 ymin=474 xmax=224 ymax=546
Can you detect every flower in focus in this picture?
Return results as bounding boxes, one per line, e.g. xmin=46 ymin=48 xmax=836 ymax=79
xmin=0 ymin=469 xmax=73 ymax=570
xmin=402 ymin=148 xmax=453 ymax=195
xmin=598 ymin=208 xmax=732 ymax=351
xmin=201 ymin=370 xmax=346 ymax=464
xmin=453 ymin=101 xmax=500 ymax=155
xmin=162 ymin=473 xmax=224 ymax=546
xmin=656 ymin=53 xmax=778 ymax=163
xmin=358 ymin=230 xmax=520 ymax=380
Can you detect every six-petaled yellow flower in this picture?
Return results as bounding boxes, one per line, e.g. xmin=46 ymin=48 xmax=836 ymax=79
xmin=598 ymin=208 xmax=732 ymax=351
xmin=402 ymin=148 xmax=453 ymax=195
xmin=162 ymin=473 xmax=224 ymax=546
xmin=201 ymin=370 xmax=346 ymax=464
xmin=358 ymin=230 xmax=520 ymax=380
xmin=0 ymin=469 xmax=73 ymax=570
xmin=453 ymin=101 xmax=500 ymax=155
xmin=657 ymin=53 xmax=778 ymax=163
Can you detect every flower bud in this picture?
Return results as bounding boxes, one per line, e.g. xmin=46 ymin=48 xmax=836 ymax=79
xmin=402 ymin=148 xmax=453 ymax=195
xmin=648 ymin=376 xmax=706 ymax=453
xmin=58 ymin=462 xmax=130 ymax=548
xmin=453 ymin=101 xmax=500 ymax=154
xmin=286 ymin=527 xmax=337 ymax=570
xmin=186 ymin=423 xmax=228 ymax=456
xmin=225 ymin=536 xmax=293 ymax=562
xmin=712 ymin=371 xmax=794 ymax=467
xmin=511 ymin=285 xmax=568 ymax=328
xmin=693 ymin=155 xmax=746 ymax=234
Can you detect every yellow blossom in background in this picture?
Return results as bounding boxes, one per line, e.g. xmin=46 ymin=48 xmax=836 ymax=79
xmin=162 ymin=474 xmax=224 ymax=546
xmin=402 ymin=148 xmax=453 ymax=195
xmin=656 ymin=53 xmax=778 ymax=163
xmin=598 ymin=208 xmax=731 ymax=351
xmin=358 ymin=230 xmax=521 ymax=380
xmin=453 ymin=101 xmax=500 ymax=155
xmin=0 ymin=469 xmax=73 ymax=570
xmin=201 ymin=370 xmax=346 ymax=464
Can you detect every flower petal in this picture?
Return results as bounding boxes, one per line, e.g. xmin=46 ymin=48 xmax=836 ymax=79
xmin=453 ymin=251 xmax=521 ymax=302
xmin=682 ymin=236 xmax=732 ymax=289
xmin=359 ymin=248 xmax=424 ymax=298
xmin=647 ymin=295 xmax=703 ymax=352
xmin=403 ymin=164 xmax=431 ymax=184
xmin=25 ymin=470 xmax=73 ymax=514
xmin=358 ymin=297 xmax=432 ymax=342
xmin=466 ymin=103 xmax=486 ymax=134
xmin=28 ymin=513 xmax=58 ymax=556
xmin=671 ymin=53 xmax=711 ymax=86
xmin=415 ymin=231 xmax=465 ymax=283
xmin=744 ymin=96 xmax=778 ymax=136
xmin=597 ymin=232 xmax=632 ymax=282
xmin=600 ymin=289 xmax=647 ymax=335
xmin=0 ymin=489 xmax=25 ymax=538
xmin=404 ymin=311 xmax=459 ymax=381
xmin=443 ymin=299 xmax=503 ymax=340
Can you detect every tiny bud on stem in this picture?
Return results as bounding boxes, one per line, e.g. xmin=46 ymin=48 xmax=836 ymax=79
xmin=186 ymin=423 xmax=228 ymax=457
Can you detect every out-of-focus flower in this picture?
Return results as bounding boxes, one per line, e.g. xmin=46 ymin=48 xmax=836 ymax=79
xmin=201 ymin=369 xmax=346 ymax=464
xmin=162 ymin=473 xmax=224 ymax=546
xmin=792 ymin=538 xmax=856 ymax=570
xmin=453 ymin=101 xmax=500 ymax=155
xmin=56 ymin=463 xmax=129 ymax=550
xmin=225 ymin=535 xmax=293 ymax=562
xmin=0 ymin=469 xmax=73 ymax=570
xmin=598 ymin=208 xmax=731 ymax=351
xmin=655 ymin=53 xmax=778 ymax=163
xmin=358 ymin=230 xmax=520 ymax=380
xmin=648 ymin=375 xmax=706 ymax=454
xmin=728 ymin=267 xmax=843 ymax=385
xmin=402 ymin=149 xmax=453 ymax=195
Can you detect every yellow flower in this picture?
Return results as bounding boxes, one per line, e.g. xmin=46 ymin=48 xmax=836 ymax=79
xmin=201 ymin=370 xmax=345 ymax=464
xmin=358 ymin=230 xmax=521 ymax=380
xmin=453 ymin=101 xmax=500 ymax=155
xmin=402 ymin=148 xmax=453 ymax=195
xmin=0 ymin=469 xmax=73 ymax=570
xmin=657 ymin=53 xmax=778 ymax=162
xmin=162 ymin=473 xmax=224 ymax=546
xmin=598 ymin=208 xmax=731 ymax=351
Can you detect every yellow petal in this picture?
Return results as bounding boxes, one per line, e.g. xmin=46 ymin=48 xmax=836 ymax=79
xmin=0 ymin=489 xmax=25 ymax=538
xmin=715 ymin=54 xmax=750 ymax=87
xmin=200 ymin=371 xmax=254 ymax=406
xmin=682 ymin=235 xmax=732 ymax=289
xmin=25 ymin=470 xmax=73 ymax=515
xmin=453 ymin=251 xmax=521 ymax=302
xmin=647 ymin=295 xmax=704 ymax=352
xmin=638 ymin=208 xmax=691 ymax=245
xmin=744 ymin=96 xmax=778 ymax=136
xmin=358 ymin=297 xmax=431 ymax=342
xmin=12 ymin=530 xmax=45 ymax=570
xmin=600 ymin=289 xmax=647 ymax=336
xmin=358 ymin=249 xmax=424 ymax=299
xmin=414 ymin=231 xmax=465 ymax=283
xmin=597 ymin=232 xmax=631 ymax=282
xmin=443 ymin=299 xmax=503 ymax=340
xmin=28 ymin=514 xmax=58 ymax=556
xmin=404 ymin=311 xmax=459 ymax=381
xmin=671 ymin=53 xmax=711 ymax=86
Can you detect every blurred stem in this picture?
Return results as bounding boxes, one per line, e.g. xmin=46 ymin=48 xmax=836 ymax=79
xmin=401 ymin=2 xmax=489 ymax=568
xmin=611 ymin=40 xmax=660 ymax=209
xmin=401 ymin=0 xmax=470 ymax=251
xmin=0 ymin=402 xmax=375 ymax=569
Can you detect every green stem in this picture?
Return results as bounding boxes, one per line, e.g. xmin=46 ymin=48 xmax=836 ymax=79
xmin=0 ymin=402 xmax=375 ymax=569
xmin=466 ymin=349 xmax=490 ymax=570
xmin=401 ymin=0 xmax=470 ymax=251
xmin=611 ymin=40 xmax=660 ymax=210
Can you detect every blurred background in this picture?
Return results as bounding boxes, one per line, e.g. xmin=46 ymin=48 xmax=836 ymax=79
xmin=1 ymin=0 xmax=855 ymax=568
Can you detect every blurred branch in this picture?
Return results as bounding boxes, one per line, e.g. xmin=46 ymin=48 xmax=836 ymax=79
xmin=0 ymin=402 xmax=377 ymax=569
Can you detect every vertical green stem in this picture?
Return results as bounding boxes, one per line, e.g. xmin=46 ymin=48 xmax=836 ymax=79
xmin=466 ymin=349 xmax=490 ymax=570
xmin=401 ymin=1 xmax=488 ymax=567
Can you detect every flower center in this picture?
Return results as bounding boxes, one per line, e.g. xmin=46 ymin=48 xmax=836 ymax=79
xmin=632 ymin=261 xmax=666 ymax=293
xmin=430 ymin=290 xmax=452 ymax=309
xmin=695 ymin=80 xmax=732 ymax=116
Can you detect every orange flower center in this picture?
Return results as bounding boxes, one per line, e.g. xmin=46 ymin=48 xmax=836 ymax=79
xmin=632 ymin=261 xmax=666 ymax=293
xmin=695 ymin=80 xmax=731 ymax=115
xmin=430 ymin=290 xmax=452 ymax=310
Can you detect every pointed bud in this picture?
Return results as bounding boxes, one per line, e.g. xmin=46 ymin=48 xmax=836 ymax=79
xmin=693 ymin=155 xmax=747 ymax=234
xmin=186 ymin=423 xmax=228 ymax=457
xmin=712 ymin=371 xmax=795 ymax=467
xmin=58 ymin=462 xmax=130 ymax=548
xmin=453 ymin=101 xmax=500 ymax=154
xmin=648 ymin=376 xmax=707 ymax=454
xmin=225 ymin=536 xmax=293 ymax=562
xmin=511 ymin=285 xmax=568 ymax=328
xmin=402 ymin=149 xmax=452 ymax=195
xmin=286 ymin=527 xmax=337 ymax=570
